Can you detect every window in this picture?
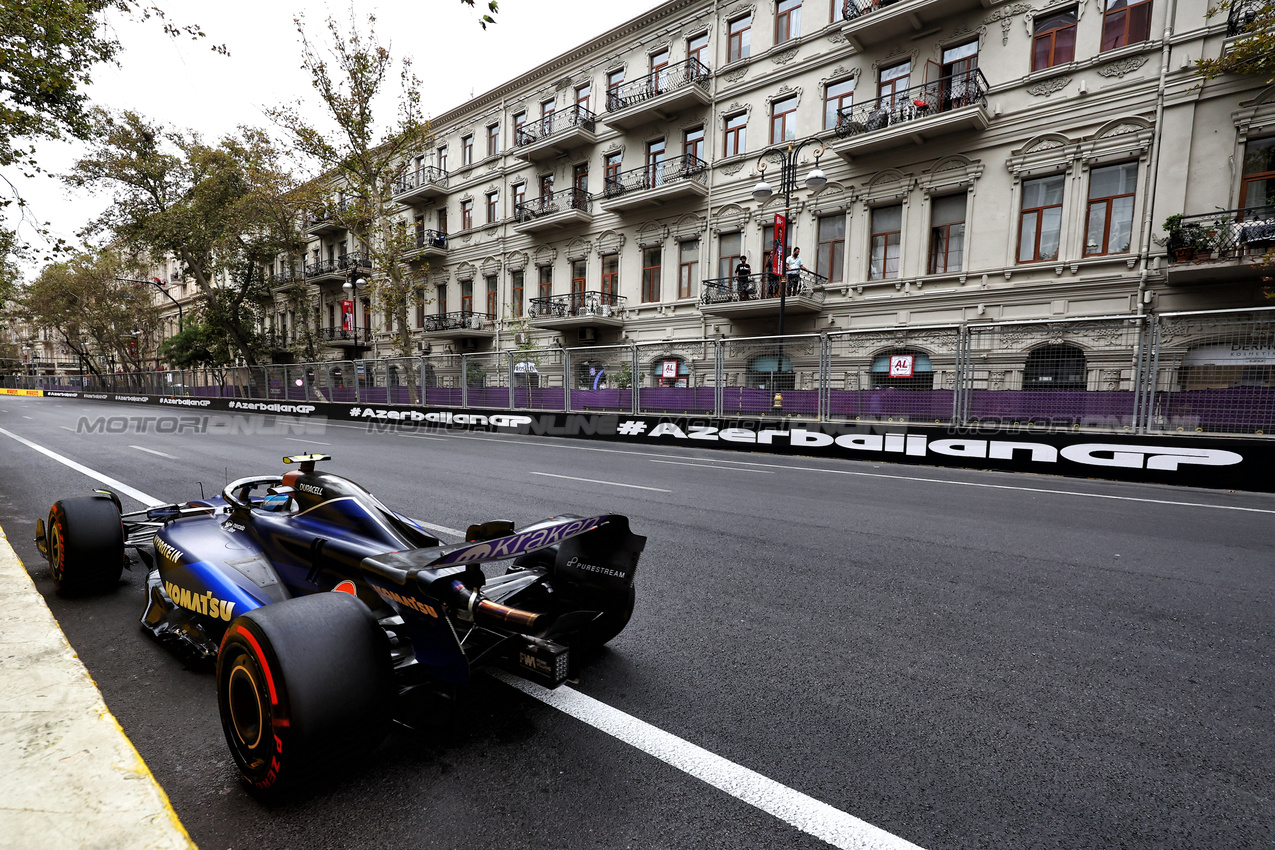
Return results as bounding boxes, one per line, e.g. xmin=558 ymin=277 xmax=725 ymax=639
xmin=539 ymin=172 xmax=554 ymax=198
xmin=571 ymin=260 xmax=587 ymax=299
xmin=1101 ymin=0 xmax=1151 ymax=50
xmin=1024 ymin=344 xmax=1087 ymax=390
xmin=541 ymin=98 xmax=555 ymax=121
xmin=604 ymin=152 xmax=623 ymax=190
xmin=776 ymin=0 xmax=801 ymax=44
xmin=486 ymin=275 xmax=498 ymax=316
xmin=512 ymin=182 xmax=526 ymax=211
xmin=575 ymin=83 xmax=591 ymax=112
xmin=511 ymin=271 xmax=524 ymax=318
xmin=940 ymin=41 xmax=980 ymax=110
xmin=719 ymin=232 xmax=743 ymax=279
xmin=771 ymin=95 xmax=797 ymax=143
xmin=650 ymin=49 xmax=669 ymax=93
xmin=461 ymin=280 xmax=473 ymax=314
xmin=487 ymin=123 xmax=500 ymax=157
xmin=437 ymin=144 xmax=448 ymax=171
xmin=437 ymin=284 xmax=447 ymax=314
xmin=1240 ymin=137 xmax=1275 ymax=210
xmin=724 ymin=112 xmax=747 ymax=157
xmin=679 ymin=239 xmax=699 ymax=299
xmin=1018 ymin=175 xmax=1065 ymax=262
xmin=929 ymin=195 xmax=967 ymax=274
xmin=1085 ymin=163 xmax=1137 ymax=255
xmin=687 ymin=33 xmax=708 ymax=67
xmin=437 ymin=208 xmax=448 ymax=234
xmin=647 ymin=138 xmax=666 ymax=187
xmin=816 ymin=215 xmax=845 ymax=283
xmin=486 ymin=191 xmax=499 ymax=224
xmin=513 ymin=111 xmax=527 ymax=143
xmin=728 ymin=15 xmax=751 ymax=63
xmin=642 ymin=248 xmax=661 ymax=302
xmin=878 ymin=61 xmax=911 ymax=109
xmin=870 ymin=205 xmax=902 ymax=280
xmin=1033 ymin=9 xmax=1077 ymax=71
xmin=416 ymin=288 xmax=425 ymax=328
xmin=460 ymin=198 xmax=473 ymax=230
xmin=461 ymin=134 xmax=473 ymax=166
xmin=538 ymin=266 xmax=552 ymax=302
xmin=606 ymin=69 xmax=625 ymax=109
xmin=684 ymin=126 xmax=705 ymax=164
xmin=602 ymin=254 xmax=619 ymax=297
xmin=573 ymin=162 xmax=589 ymax=194
xmin=824 ymin=79 xmax=854 ymax=130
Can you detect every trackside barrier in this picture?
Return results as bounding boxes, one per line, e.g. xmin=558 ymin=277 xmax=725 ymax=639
xmin=6 ymin=307 xmax=1273 ymax=438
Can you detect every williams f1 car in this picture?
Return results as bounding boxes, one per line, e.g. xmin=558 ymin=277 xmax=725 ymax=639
xmin=34 ymin=454 xmax=645 ymax=798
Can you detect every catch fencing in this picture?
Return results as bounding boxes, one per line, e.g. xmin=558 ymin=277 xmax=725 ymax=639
xmin=9 ymin=306 xmax=1273 ymax=437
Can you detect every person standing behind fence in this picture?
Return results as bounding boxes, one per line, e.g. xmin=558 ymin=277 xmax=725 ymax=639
xmin=786 ymin=246 xmax=803 ymax=295
xmin=735 ymin=255 xmax=752 ymax=299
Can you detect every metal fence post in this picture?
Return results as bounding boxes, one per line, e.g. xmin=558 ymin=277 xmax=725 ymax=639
xmin=714 ymin=339 xmax=724 ymax=418
xmin=460 ymin=353 xmax=468 ymax=409
xmin=631 ymin=343 xmax=640 ymax=415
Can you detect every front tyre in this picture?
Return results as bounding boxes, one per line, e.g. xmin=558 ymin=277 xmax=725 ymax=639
xmin=216 ymin=593 xmax=393 ymax=800
xmin=47 ymin=496 xmax=124 ymax=596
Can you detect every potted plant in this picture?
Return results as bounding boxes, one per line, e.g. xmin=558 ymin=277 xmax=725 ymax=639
xmin=1163 ymin=214 xmax=1195 ymax=261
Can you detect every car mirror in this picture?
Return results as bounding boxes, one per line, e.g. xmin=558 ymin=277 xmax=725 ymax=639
xmin=465 ymin=520 xmax=515 ymax=542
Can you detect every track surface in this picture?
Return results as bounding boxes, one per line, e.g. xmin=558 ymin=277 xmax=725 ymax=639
xmin=1 ymin=397 xmax=1272 ymax=850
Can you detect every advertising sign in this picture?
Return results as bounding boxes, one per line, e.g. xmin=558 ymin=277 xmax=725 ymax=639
xmin=661 ymin=360 xmax=679 ymax=379
xmin=341 ymin=299 xmax=354 ymax=331
xmin=772 ymin=214 xmax=787 ymax=276
xmin=889 ymin=354 xmax=915 ymax=378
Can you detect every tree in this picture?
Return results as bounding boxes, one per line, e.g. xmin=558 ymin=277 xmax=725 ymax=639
xmin=66 ymin=110 xmax=313 ymax=366
xmin=1196 ymin=1 xmax=1275 ymax=83
xmin=268 ymin=12 xmax=434 ymax=400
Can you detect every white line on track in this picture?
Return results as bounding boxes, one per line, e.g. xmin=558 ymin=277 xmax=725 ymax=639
xmin=411 ymin=519 xmax=462 ymax=538
xmin=130 ymin=445 xmax=177 ymax=459
xmin=529 ymin=471 xmax=672 ymax=493
xmin=650 ymin=459 xmax=775 ymax=473
xmin=397 ymin=433 xmax=447 ymax=442
xmin=494 ymin=671 xmax=925 ymax=850
xmin=59 ymin=426 xmax=75 ymax=432
xmin=285 ymin=438 xmax=332 ymax=446
xmin=0 ymin=427 xmax=163 ymax=507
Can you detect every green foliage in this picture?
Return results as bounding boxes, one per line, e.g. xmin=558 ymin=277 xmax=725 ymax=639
xmin=1197 ymin=1 xmax=1275 ymax=83
xmin=159 ymin=321 xmax=235 ymax=369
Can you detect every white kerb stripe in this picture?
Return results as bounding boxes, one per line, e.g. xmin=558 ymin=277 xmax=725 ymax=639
xmin=494 ymin=672 xmax=926 ymax=850
xmin=0 ymin=427 xmax=164 ymax=507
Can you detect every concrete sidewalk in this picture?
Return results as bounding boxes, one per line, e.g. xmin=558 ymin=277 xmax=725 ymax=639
xmin=0 ymin=525 xmax=196 ymax=850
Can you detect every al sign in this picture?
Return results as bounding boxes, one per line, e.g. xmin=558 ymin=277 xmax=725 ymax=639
xmin=889 ymin=354 xmax=914 ymax=378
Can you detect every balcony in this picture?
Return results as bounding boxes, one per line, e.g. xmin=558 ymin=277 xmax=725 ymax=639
xmin=527 ymin=292 xmax=626 ymax=332
xmin=402 ymin=229 xmax=448 ymax=262
xmin=305 ymin=252 xmax=373 ymax=284
xmin=320 ymin=327 xmax=372 ymax=350
xmin=698 ymin=269 xmax=828 ymax=319
xmin=512 ymin=188 xmax=594 ymax=233
xmin=600 ymin=156 xmax=709 ymax=213
xmin=306 ymin=204 xmax=351 ymax=237
xmin=393 ymin=166 xmax=449 ymax=204
xmin=514 ymin=106 xmax=598 ymax=161
xmin=829 ymin=70 xmax=990 ymax=159
xmin=1228 ymin=0 xmax=1262 ymax=35
xmin=419 ymin=311 xmax=496 ymax=340
xmin=840 ymin=0 xmax=990 ymax=50
xmin=1165 ymin=206 xmax=1275 ymax=285
xmin=603 ymin=58 xmax=712 ymax=130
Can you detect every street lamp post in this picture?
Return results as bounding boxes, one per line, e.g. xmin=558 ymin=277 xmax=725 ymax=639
xmin=751 ymin=135 xmax=827 ymax=400
xmin=118 ymin=278 xmax=184 ymax=332
xmin=343 ymin=271 xmax=368 ymax=388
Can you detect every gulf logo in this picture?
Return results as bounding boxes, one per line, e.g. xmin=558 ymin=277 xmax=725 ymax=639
xmin=333 ymin=580 xmax=358 ymax=595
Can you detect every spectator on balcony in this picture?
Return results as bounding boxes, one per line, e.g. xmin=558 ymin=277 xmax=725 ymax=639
xmin=785 ymin=246 xmax=804 ymax=295
xmin=735 ymin=255 xmax=752 ymax=299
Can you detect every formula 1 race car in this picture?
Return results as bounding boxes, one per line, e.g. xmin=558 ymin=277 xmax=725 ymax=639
xmin=34 ymin=455 xmax=644 ymax=798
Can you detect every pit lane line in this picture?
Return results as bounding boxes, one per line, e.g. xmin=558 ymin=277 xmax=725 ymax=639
xmin=0 ymin=426 xmax=928 ymax=850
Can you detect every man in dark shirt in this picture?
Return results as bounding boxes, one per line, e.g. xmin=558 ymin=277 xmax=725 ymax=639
xmin=734 ymin=255 xmax=752 ymax=299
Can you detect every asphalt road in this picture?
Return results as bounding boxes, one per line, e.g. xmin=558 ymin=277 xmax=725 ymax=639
xmin=1 ymin=396 xmax=1271 ymax=850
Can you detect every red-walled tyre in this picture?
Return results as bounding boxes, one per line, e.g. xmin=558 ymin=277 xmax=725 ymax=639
xmin=46 ymin=496 xmax=125 ymax=596
xmin=216 ymin=592 xmax=393 ymax=801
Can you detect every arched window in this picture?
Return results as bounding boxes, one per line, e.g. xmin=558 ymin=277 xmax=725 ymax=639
xmin=746 ymin=354 xmax=794 ymax=391
xmin=869 ymin=350 xmax=934 ymax=390
xmin=650 ymin=356 xmax=690 ymax=388
xmin=1023 ymin=344 xmax=1086 ymax=390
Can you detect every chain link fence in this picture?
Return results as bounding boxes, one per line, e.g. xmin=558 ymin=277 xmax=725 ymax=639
xmin=7 ymin=307 xmax=1273 ymax=437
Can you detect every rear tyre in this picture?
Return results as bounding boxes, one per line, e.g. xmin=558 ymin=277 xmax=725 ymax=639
xmin=46 ymin=496 xmax=125 ymax=596
xmin=215 ymin=592 xmax=393 ymax=800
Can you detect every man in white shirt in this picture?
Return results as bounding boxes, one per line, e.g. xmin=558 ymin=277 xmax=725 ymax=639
xmin=785 ymin=246 xmax=803 ymax=295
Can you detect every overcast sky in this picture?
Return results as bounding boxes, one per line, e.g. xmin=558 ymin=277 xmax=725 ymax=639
xmin=7 ymin=0 xmax=660 ymax=280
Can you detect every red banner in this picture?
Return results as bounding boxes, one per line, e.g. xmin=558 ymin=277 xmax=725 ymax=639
xmin=341 ymin=299 xmax=354 ymax=331
xmin=772 ymin=214 xmax=787 ymax=276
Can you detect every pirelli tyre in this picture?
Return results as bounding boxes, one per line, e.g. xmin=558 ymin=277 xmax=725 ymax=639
xmin=216 ymin=592 xmax=393 ymax=800
xmin=46 ymin=495 xmax=125 ymax=596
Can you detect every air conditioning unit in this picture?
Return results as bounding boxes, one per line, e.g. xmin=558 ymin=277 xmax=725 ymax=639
xmin=578 ymin=327 xmax=597 ymax=343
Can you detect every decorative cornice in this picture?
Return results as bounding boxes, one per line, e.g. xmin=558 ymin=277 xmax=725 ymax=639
xmin=1096 ymin=55 xmax=1149 ymax=78
xmin=1027 ymin=77 xmax=1072 ymax=97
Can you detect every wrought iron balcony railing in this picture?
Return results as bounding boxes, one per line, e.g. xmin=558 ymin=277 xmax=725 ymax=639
xmin=602 ymin=156 xmax=708 ymax=199
xmin=1166 ymin=206 xmax=1275 ymax=262
xmin=514 ymin=187 xmax=593 ymax=221
xmin=1227 ymin=0 xmax=1264 ymax=35
xmin=408 ymin=229 xmax=448 ymax=251
xmin=515 ymin=105 xmax=598 ymax=146
xmin=836 ymin=70 xmax=989 ymax=138
xmin=308 ymin=203 xmax=351 ymax=229
xmin=605 ymin=58 xmax=712 ymax=112
xmin=320 ymin=327 xmax=370 ymax=344
xmin=842 ymin=0 xmax=907 ymax=20
xmin=700 ymin=268 xmax=828 ymax=305
xmin=304 ymin=252 xmax=373 ymax=278
xmin=422 ymin=311 xmax=495 ymax=332
xmin=528 ymin=291 xmax=626 ymax=319
xmin=393 ymin=166 xmax=449 ymax=196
